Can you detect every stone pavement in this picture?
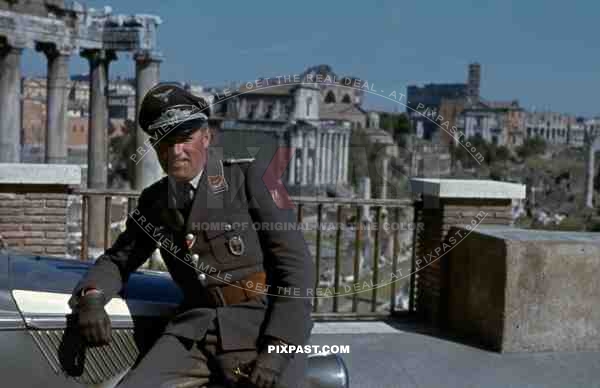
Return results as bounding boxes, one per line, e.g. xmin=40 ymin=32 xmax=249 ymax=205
xmin=309 ymin=320 xmax=600 ymax=388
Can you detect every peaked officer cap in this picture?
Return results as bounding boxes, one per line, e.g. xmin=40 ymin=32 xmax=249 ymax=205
xmin=139 ymin=82 xmax=211 ymax=140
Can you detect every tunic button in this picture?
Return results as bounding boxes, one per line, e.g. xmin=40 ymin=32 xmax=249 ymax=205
xmin=198 ymin=273 xmax=207 ymax=281
xmin=224 ymin=223 xmax=232 ymax=231
xmin=191 ymin=254 xmax=199 ymax=266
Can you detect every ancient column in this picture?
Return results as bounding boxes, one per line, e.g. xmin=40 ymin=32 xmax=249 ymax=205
xmin=380 ymin=156 xmax=389 ymax=199
xmin=301 ymin=130 xmax=309 ymax=185
xmin=585 ymin=134 xmax=598 ymax=208
xmin=274 ymin=99 xmax=281 ymax=120
xmin=239 ymin=98 xmax=247 ymax=118
xmin=328 ymin=133 xmax=334 ymax=184
xmin=40 ymin=44 xmax=70 ymax=164
xmin=342 ymin=132 xmax=350 ymax=184
xmin=323 ymin=133 xmax=329 ymax=184
xmin=0 ymin=44 xmax=23 ymax=162
xmin=314 ymin=129 xmax=321 ymax=185
xmin=82 ymin=49 xmax=115 ymax=250
xmin=327 ymin=132 xmax=334 ymax=184
xmin=336 ymin=133 xmax=342 ymax=183
xmin=332 ymin=133 xmax=339 ymax=184
xmin=319 ymin=133 xmax=327 ymax=183
xmin=134 ymin=51 xmax=163 ymax=191
xmin=337 ymin=133 xmax=344 ymax=184
xmin=288 ymin=131 xmax=296 ymax=185
xmin=257 ymin=99 xmax=265 ymax=119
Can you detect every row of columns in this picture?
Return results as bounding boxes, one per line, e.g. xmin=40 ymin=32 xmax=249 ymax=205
xmin=0 ymin=41 xmax=163 ymax=248
xmin=287 ymin=130 xmax=350 ymax=186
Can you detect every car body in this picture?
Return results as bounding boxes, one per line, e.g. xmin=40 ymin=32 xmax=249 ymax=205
xmin=0 ymin=250 xmax=348 ymax=388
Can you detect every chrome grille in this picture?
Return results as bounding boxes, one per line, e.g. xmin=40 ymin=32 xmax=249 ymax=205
xmin=30 ymin=329 xmax=139 ymax=385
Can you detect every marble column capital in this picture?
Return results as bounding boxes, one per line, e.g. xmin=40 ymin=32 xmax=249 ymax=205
xmin=134 ymin=50 xmax=164 ymax=64
xmin=36 ymin=42 xmax=72 ymax=59
xmin=81 ymin=49 xmax=117 ymax=65
xmin=0 ymin=43 xmax=24 ymax=57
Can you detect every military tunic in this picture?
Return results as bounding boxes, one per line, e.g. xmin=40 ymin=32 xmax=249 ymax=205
xmin=70 ymin=153 xmax=315 ymax=386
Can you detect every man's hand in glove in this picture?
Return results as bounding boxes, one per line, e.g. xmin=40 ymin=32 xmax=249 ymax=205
xmin=76 ymin=289 xmax=111 ymax=347
xmin=249 ymin=337 xmax=293 ymax=388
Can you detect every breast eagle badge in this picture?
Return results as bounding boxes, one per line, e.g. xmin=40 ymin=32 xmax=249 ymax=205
xmin=207 ymin=175 xmax=228 ymax=194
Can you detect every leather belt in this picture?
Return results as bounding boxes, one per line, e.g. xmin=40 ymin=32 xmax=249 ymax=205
xmin=205 ymin=271 xmax=267 ymax=307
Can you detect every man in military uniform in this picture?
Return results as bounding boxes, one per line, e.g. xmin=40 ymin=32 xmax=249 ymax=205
xmin=69 ymin=83 xmax=315 ymax=388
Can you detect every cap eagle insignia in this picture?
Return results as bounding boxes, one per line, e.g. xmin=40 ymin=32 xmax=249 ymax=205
xmin=153 ymin=88 xmax=174 ymax=103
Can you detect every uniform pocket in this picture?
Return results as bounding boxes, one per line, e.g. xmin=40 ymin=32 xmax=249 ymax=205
xmin=204 ymin=213 xmax=257 ymax=265
xmin=207 ymin=233 xmax=235 ymax=264
xmin=217 ymin=305 xmax=265 ymax=351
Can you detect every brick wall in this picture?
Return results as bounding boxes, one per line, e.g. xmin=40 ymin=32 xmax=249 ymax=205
xmin=413 ymin=196 xmax=513 ymax=325
xmin=0 ymin=191 xmax=69 ymax=256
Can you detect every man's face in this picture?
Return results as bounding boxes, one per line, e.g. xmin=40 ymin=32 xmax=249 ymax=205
xmin=155 ymin=128 xmax=211 ymax=182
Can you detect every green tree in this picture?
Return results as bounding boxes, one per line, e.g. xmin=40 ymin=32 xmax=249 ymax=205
xmin=380 ymin=112 xmax=411 ymax=147
xmin=516 ymin=136 xmax=547 ymax=159
xmin=451 ymin=135 xmax=489 ymax=168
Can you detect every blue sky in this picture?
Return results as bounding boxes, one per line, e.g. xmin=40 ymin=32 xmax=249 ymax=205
xmin=22 ymin=0 xmax=600 ymax=116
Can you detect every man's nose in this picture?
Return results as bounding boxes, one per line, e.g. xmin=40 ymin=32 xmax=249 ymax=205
xmin=168 ymin=142 xmax=185 ymax=156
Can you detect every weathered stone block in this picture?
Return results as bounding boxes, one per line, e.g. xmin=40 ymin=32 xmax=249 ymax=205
xmin=45 ymin=231 xmax=67 ymax=239
xmin=2 ymin=215 xmax=44 ymax=223
xmin=447 ymin=226 xmax=600 ymax=352
xmin=0 ymin=224 xmax=21 ymax=232
xmin=24 ymin=207 xmax=66 ymax=215
xmin=46 ymin=200 xmax=68 ymax=208
xmin=43 ymin=215 xmax=67 ymax=223
xmin=25 ymin=193 xmax=70 ymax=199
xmin=45 ymin=246 xmax=67 ymax=254
xmin=1 ymin=231 xmax=44 ymax=238
xmin=0 ymin=208 xmax=23 ymax=215
xmin=0 ymin=199 xmax=24 ymax=207
xmin=23 ymin=200 xmax=45 ymax=208
xmin=22 ymin=223 xmax=65 ymax=231
xmin=23 ymin=238 xmax=65 ymax=246
xmin=0 ymin=193 xmax=17 ymax=199
xmin=25 ymin=246 xmax=45 ymax=253
xmin=0 ymin=164 xmax=80 ymax=186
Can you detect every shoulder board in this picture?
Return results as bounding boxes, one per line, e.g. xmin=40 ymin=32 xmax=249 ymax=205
xmin=223 ymin=158 xmax=255 ymax=164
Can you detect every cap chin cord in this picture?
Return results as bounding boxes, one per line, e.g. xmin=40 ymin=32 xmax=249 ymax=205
xmin=148 ymin=104 xmax=209 ymax=132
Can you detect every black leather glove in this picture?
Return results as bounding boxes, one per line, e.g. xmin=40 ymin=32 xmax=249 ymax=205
xmin=76 ymin=290 xmax=111 ymax=347
xmin=249 ymin=337 xmax=293 ymax=388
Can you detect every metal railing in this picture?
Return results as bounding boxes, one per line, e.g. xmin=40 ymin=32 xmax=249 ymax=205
xmin=74 ymin=189 xmax=415 ymax=319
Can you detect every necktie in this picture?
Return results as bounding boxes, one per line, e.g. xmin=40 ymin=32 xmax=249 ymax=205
xmin=175 ymin=181 xmax=195 ymax=220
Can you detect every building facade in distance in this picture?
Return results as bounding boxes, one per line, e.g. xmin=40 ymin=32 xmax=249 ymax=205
xmin=524 ymin=111 xmax=571 ymax=146
xmin=407 ymin=63 xmax=481 ymax=143
xmin=456 ymin=100 xmax=525 ymax=147
xmin=194 ymin=65 xmax=378 ymax=193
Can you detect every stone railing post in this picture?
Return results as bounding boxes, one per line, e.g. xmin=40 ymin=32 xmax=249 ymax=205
xmin=409 ymin=178 xmax=526 ymax=326
xmin=0 ymin=164 xmax=81 ymax=256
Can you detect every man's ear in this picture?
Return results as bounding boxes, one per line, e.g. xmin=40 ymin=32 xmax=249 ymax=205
xmin=202 ymin=128 xmax=214 ymax=147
